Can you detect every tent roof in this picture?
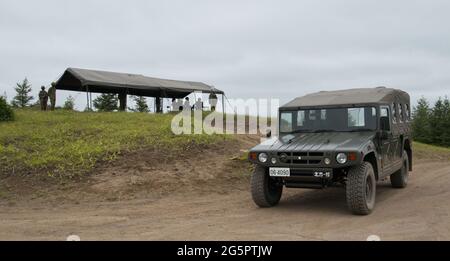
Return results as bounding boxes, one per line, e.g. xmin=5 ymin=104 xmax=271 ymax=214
xmin=55 ymin=68 xmax=224 ymax=98
xmin=281 ymin=87 xmax=410 ymax=109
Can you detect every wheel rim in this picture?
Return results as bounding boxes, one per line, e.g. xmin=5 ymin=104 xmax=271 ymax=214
xmin=365 ymin=175 xmax=374 ymax=205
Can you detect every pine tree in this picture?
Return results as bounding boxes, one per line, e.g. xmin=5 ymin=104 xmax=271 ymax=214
xmin=131 ymin=96 xmax=149 ymax=112
xmin=0 ymin=96 xmax=14 ymax=121
xmin=429 ymin=98 xmax=446 ymax=145
xmin=11 ymin=78 xmax=33 ymax=108
xmin=93 ymin=93 xmax=118 ymax=112
xmin=63 ymin=95 xmax=75 ymax=110
xmin=442 ymin=97 xmax=450 ymax=147
xmin=412 ymin=97 xmax=431 ymax=144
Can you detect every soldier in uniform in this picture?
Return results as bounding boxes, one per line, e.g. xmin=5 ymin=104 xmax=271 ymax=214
xmin=209 ymin=92 xmax=218 ymax=111
xmin=183 ymin=97 xmax=191 ymax=111
xmin=48 ymin=82 xmax=56 ymax=111
xmin=194 ymin=98 xmax=203 ymax=111
xmin=39 ymin=86 xmax=49 ymax=111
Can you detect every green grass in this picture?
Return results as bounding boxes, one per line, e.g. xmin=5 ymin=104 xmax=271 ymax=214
xmin=0 ymin=110 xmax=226 ymax=178
xmin=413 ymin=141 xmax=450 ymax=160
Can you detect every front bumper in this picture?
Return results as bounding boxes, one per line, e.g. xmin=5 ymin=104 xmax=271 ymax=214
xmin=280 ymin=168 xmax=334 ymax=189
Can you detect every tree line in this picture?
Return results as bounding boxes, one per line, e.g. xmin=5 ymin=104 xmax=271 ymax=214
xmin=2 ymin=78 xmax=450 ymax=148
xmin=412 ymin=96 xmax=450 ymax=147
xmin=1 ymin=78 xmax=149 ymax=113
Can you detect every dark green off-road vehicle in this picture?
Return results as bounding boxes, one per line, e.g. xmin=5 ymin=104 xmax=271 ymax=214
xmin=249 ymin=87 xmax=412 ymax=215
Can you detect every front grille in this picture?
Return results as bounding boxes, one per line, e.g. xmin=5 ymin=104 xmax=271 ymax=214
xmin=277 ymin=151 xmax=324 ymax=165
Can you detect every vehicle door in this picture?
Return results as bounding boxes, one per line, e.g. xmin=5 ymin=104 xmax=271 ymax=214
xmin=379 ymin=105 xmax=394 ymax=172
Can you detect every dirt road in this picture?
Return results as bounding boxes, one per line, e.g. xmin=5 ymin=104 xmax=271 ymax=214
xmin=0 ymin=137 xmax=449 ymax=241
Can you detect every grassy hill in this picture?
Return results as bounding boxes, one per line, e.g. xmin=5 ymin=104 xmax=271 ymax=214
xmin=413 ymin=141 xmax=450 ymax=161
xmin=0 ymin=110 xmax=226 ymax=179
xmin=1 ymin=109 xmax=449 ymax=182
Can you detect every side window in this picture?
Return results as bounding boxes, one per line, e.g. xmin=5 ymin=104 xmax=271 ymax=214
xmin=297 ymin=111 xmax=305 ymax=126
xmin=405 ymin=104 xmax=410 ymax=121
xmin=320 ymin=109 xmax=327 ymax=120
xmin=392 ymin=103 xmax=397 ymax=124
xmin=398 ymin=104 xmax=403 ymax=123
xmin=380 ymin=106 xmax=391 ymax=131
xmin=309 ymin=110 xmax=316 ymax=120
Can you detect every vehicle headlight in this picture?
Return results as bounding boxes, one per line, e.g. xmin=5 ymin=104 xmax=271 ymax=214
xmin=258 ymin=153 xmax=268 ymax=163
xmin=336 ymin=153 xmax=348 ymax=164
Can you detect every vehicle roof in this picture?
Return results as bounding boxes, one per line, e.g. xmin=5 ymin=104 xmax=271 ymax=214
xmin=281 ymin=87 xmax=410 ymax=109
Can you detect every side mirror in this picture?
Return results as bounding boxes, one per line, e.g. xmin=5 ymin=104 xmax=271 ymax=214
xmin=380 ymin=131 xmax=389 ymax=140
xmin=380 ymin=116 xmax=390 ymax=131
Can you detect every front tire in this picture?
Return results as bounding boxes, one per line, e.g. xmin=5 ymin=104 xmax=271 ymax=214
xmin=390 ymin=150 xmax=409 ymax=188
xmin=251 ymin=165 xmax=283 ymax=207
xmin=346 ymin=162 xmax=376 ymax=215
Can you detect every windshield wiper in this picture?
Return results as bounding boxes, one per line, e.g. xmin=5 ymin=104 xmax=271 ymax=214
xmin=291 ymin=129 xmax=314 ymax=134
xmin=290 ymin=129 xmax=336 ymax=134
xmin=348 ymin=128 xmax=375 ymax=132
xmin=313 ymin=129 xmax=336 ymax=133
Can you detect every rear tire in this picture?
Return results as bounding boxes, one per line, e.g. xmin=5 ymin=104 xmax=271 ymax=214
xmin=346 ymin=162 xmax=376 ymax=215
xmin=390 ymin=150 xmax=409 ymax=188
xmin=251 ymin=165 xmax=283 ymax=208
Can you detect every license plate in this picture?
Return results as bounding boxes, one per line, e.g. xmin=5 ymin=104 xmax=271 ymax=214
xmin=269 ymin=168 xmax=290 ymax=177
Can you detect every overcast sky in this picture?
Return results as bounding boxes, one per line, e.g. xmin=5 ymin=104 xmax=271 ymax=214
xmin=1 ymin=0 xmax=449 ymax=110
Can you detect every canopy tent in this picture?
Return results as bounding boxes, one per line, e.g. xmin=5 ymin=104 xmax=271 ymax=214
xmin=54 ymin=68 xmax=225 ymax=111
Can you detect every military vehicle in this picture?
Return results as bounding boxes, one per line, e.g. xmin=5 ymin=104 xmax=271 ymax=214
xmin=248 ymin=87 xmax=412 ymax=215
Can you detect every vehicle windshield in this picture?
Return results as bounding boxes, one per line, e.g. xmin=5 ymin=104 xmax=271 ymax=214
xmin=280 ymin=107 xmax=377 ymax=133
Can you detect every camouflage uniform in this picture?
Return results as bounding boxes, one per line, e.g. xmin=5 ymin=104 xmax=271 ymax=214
xmin=48 ymin=82 xmax=56 ymax=111
xmin=209 ymin=93 xmax=218 ymax=111
xmin=39 ymin=86 xmax=48 ymax=111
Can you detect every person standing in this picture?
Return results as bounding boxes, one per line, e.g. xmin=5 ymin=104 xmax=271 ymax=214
xmin=183 ymin=97 xmax=191 ymax=111
xmin=177 ymin=99 xmax=183 ymax=111
xmin=39 ymin=86 xmax=49 ymax=111
xmin=48 ymin=82 xmax=56 ymax=111
xmin=209 ymin=92 xmax=218 ymax=111
xmin=171 ymin=98 xmax=179 ymax=112
xmin=195 ymin=98 xmax=203 ymax=111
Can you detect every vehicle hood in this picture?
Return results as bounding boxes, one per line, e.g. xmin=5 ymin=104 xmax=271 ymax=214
xmin=252 ymin=131 xmax=376 ymax=152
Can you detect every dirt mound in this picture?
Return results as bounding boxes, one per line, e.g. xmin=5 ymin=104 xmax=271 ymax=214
xmin=87 ymin=135 xmax=260 ymax=201
xmin=0 ymin=135 xmax=261 ymax=205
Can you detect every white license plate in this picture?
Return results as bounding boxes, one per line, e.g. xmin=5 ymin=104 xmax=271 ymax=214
xmin=269 ymin=168 xmax=291 ymax=177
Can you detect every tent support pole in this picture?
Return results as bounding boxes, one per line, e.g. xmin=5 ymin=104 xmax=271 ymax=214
xmin=222 ymin=94 xmax=225 ymax=117
xmin=86 ymin=86 xmax=90 ymax=111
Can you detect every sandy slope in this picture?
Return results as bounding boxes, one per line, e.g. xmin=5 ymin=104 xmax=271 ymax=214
xmin=0 ymin=137 xmax=449 ymax=241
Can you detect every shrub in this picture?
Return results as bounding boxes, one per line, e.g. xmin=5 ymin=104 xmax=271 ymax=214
xmin=63 ymin=95 xmax=75 ymax=110
xmin=0 ymin=97 xmax=14 ymax=121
